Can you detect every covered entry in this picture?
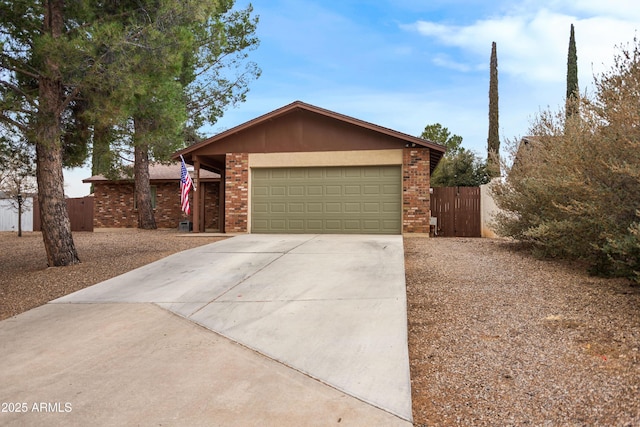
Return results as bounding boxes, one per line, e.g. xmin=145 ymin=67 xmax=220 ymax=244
xmin=252 ymin=165 xmax=401 ymax=234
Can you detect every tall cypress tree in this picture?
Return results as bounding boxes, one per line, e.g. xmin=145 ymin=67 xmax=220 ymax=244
xmin=487 ymin=41 xmax=500 ymax=178
xmin=566 ymin=23 xmax=579 ymax=121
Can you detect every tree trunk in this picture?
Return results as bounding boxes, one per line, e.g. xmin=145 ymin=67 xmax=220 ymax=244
xmin=17 ymin=199 xmax=22 ymax=237
xmin=91 ymin=123 xmax=112 ymax=178
xmin=134 ymin=117 xmax=156 ymax=229
xmin=35 ymin=0 xmax=80 ymax=266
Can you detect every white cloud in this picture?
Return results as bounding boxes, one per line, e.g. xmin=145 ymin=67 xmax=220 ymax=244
xmin=432 ymin=53 xmax=474 ymax=72
xmin=544 ymin=0 xmax=640 ymax=21
xmin=406 ymin=6 xmax=639 ymax=86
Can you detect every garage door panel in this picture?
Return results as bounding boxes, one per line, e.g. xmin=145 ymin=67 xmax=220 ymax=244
xmin=270 ymin=203 xmax=285 ymax=213
xmin=364 ymin=168 xmax=381 ymax=177
xmin=307 ymin=169 xmax=324 ymax=179
xmin=383 ymin=184 xmax=399 ymax=194
xmin=344 ymin=168 xmax=362 ymax=178
xmin=288 ymin=185 xmax=305 ymax=196
xmin=288 ymin=219 xmax=305 ymax=231
xmin=289 ymin=203 xmax=304 ymax=213
xmin=363 ymin=220 xmax=382 ymax=231
xmin=252 ymin=166 xmax=401 ymax=234
xmin=253 ymin=219 xmax=269 ymax=230
xmin=269 ymin=219 xmax=286 ymax=230
xmin=383 ymin=168 xmax=399 ymax=177
xmin=252 ymin=169 xmax=269 ymax=179
xmin=325 ymin=202 xmax=342 ymax=213
xmin=307 ymin=185 xmax=323 ymax=196
xmin=383 ymin=219 xmax=399 ymax=229
xmin=324 ymin=168 xmax=341 ymax=178
xmin=253 ymin=202 xmax=268 ymax=214
xmin=383 ymin=202 xmax=401 ymax=212
xmin=325 ymin=185 xmax=341 ymax=195
xmin=344 ymin=202 xmax=360 ymax=213
xmin=271 ymin=170 xmax=287 ymax=179
xmin=363 ymin=184 xmax=381 ymax=195
xmin=306 ymin=203 xmax=322 ymax=214
xmin=344 ymin=220 xmax=362 ymax=230
xmin=324 ymin=220 xmax=342 ymax=231
xmin=289 ymin=169 xmax=306 ymax=179
xmin=271 ymin=186 xmax=286 ymax=196
xmin=363 ymin=202 xmax=380 ymax=213
xmin=306 ymin=219 xmax=323 ymax=231
xmin=254 ymin=185 xmax=269 ymax=196
xmin=344 ymin=185 xmax=361 ymax=195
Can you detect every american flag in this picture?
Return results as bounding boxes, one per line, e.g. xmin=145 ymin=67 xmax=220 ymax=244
xmin=180 ymin=156 xmax=194 ymax=215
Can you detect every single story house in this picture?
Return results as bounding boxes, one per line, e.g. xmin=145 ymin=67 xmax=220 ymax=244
xmin=173 ymin=101 xmax=445 ymax=234
xmin=83 ymin=163 xmax=220 ymax=229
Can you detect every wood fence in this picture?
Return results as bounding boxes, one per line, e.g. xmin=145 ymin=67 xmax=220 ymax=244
xmin=430 ymin=187 xmax=481 ymax=237
xmin=33 ymin=196 xmax=94 ymax=232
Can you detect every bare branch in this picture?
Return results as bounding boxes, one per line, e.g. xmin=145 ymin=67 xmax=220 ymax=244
xmin=0 ymin=81 xmax=38 ymax=107
xmin=0 ymin=112 xmax=28 ymax=133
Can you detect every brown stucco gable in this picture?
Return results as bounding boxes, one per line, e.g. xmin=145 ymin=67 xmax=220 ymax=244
xmin=174 ymin=101 xmax=445 ymax=173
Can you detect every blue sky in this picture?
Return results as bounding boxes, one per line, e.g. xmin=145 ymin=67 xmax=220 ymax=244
xmin=64 ymin=0 xmax=639 ymax=196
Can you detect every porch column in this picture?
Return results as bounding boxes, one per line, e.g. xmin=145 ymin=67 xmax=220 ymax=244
xmin=218 ymin=167 xmax=225 ymax=233
xmin=402 ymin=147 xmax=431 ymax=233
xmin=199 ymin=179 xmax=205 ymax=232
xmin=193 ymin=156 xmax=201 ymax=233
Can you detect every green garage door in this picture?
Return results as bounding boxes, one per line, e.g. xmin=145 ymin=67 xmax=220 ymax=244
xmin=251 ymin=166 xmax=401 ymax=234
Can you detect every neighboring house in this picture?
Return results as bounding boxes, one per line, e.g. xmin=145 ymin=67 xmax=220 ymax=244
xmin=173 ymin=101 xmax=446 ymax=234
xmin=0 ymin=193 xmax=34 ymax=232
xmin=83 ymin=163 xmax=220 ymax=229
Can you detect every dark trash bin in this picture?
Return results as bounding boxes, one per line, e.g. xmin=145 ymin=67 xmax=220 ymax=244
xmin=178 ymin=221 xmax=193 ymax=232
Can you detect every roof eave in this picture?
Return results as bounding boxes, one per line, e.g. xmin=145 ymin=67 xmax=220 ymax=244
xmin=173 ymin=101 xmax=447 ymax=160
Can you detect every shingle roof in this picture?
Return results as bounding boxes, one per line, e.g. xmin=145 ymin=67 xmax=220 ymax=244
xmin=83 ymin=162 xmax=220 ymax=183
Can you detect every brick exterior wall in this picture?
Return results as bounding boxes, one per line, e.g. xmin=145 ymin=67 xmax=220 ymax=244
xmin=93 ymin=181 xmax=219 ymax=229
xmin=402 ymin=148 xmax=431 ymax=233
xmin=202 ymin=182 xmax=220 ymax=231
xmin=225 ymin=153 xmax=249 ymax=232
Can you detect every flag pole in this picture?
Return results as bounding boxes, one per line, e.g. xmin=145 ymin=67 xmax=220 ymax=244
xmin=180 ymin=155 xmax=196 ymax=191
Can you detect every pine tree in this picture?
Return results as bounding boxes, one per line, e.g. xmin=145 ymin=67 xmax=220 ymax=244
xmin=566 ymin=23 xmax=579 ymax=121
xmin=487 ymin=41 xmax=500 ymax=178
xmin=0 ymin=0 xmax=81 ymax=265
xmin=0 ymin=1 xmax=259 ymax=262
xmin=83 ymin=2 xmax=260 ymax=228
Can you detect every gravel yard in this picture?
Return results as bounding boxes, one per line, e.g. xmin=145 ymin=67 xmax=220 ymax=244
xmin=0 ymin=230 xmax=225 ymax=321
xmin=1 ymin=231 xmax=638 ymax=425
xmin=405 ymin=236 xmax=640 ymax=426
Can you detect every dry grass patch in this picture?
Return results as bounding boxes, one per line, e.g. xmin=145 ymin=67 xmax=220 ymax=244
xmin=0 ymin=230 xmax=225 ymax=321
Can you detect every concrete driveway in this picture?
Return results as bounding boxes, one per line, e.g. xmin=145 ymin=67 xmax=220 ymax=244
xmin=0 ymin=234 xmax=412 ymax=426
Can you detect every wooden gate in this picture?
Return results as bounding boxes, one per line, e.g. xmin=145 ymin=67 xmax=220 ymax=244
xmin=33 ymin=196 xmax=94 ymax=232
xmin=430 ymin=187 xmax=480 ymax=237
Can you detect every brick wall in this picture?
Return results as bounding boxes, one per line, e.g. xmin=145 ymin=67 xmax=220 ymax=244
xmin=203 ymin=182 xmax=220 ymax=231
xmin=93 ymin=181 xmax=219 ymax=229
xmin=225 ymin=153 xmax=249 ymax=233
xmin=402 ymin=148 xmax=431 ymax=233
xmin=93 ymin=183 xmax=136 ymax=228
